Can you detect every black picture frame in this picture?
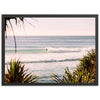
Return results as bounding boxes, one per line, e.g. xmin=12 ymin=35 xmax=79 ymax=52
xmin=2 ymin=14 xmax=98 ymax=86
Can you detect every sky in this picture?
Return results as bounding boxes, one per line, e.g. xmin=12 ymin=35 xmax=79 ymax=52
xmin=6 ymin=17 xmax=95 ymax=36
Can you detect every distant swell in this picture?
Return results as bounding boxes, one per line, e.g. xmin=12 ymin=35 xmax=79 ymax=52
xmin=5 ymin=46 xmax=95 ymax=54
xmin=5 ymin=58 xmax=80 ymax=64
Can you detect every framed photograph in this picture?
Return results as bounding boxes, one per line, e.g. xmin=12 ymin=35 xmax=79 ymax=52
xmin=2 ymin=14 xmax=98 ymax=85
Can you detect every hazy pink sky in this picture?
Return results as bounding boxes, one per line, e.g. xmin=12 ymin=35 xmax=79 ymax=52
xmin=7 ymin=18 xmax=95 ymax=36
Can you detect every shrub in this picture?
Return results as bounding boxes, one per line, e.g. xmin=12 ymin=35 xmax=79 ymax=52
xmin=5 ymin=59 xmax=39 ymax=83
xmin=50 ymin=49 xmax=96 ymax=83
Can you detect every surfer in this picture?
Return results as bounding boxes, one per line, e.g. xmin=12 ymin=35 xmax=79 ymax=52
xmin=45 ymin=48 xmax=48 ymax=51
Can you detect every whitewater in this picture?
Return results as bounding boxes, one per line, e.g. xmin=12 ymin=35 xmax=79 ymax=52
xmin=5 ymin=36 xmax=95 ymax=83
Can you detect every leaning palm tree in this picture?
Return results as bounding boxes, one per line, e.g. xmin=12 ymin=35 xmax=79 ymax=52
xmin=5 ymin=17 xmax=25 ymax=52
xmin=5 ymin=59 xmax=39 ymax=83
xmin=5 ymin=16 xmax=35 ymax=52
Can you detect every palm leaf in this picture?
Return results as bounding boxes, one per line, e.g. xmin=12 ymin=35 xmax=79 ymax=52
xmin=5 ymin=59 xmax=39 ymax=83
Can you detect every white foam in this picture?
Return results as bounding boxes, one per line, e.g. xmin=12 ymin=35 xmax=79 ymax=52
xmin=5 ymin=46 xmax=95 ymax=63
xmin=5 ymin=46 xmax=95 ymax=83
xmin=45 ymin=46 xmax=95 ymax=52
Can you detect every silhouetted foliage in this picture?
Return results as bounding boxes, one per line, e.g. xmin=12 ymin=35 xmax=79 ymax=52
xmin=5 ymin=59 xmax=39 ymax=83
xmin=50 ymin=49 xmax=96 ymax=83
xmin=5 ymin=17 xmax=25 ymax=52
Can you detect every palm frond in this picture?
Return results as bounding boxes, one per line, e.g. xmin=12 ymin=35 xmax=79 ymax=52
xmin=5 ymin=59 xmax=39 ymax=83
xmin=50 ymin=49 xmax=96 ymax=84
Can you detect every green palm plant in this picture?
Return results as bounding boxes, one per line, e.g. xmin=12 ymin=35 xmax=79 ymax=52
xmin=79 ymin=49 xmax=96 ymax=76
xmin=50 ymin=49 xmax=96 ymax=83
xmin=5 ymin=59 xmax=39 ymax=83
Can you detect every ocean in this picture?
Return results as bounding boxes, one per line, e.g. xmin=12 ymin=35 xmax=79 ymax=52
xmin=5 ymin=36 xmax=95 ymax=83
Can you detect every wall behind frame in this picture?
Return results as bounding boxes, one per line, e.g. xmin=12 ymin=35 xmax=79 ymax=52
xmin=0 ymin=0 xmax=99 ymax=100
